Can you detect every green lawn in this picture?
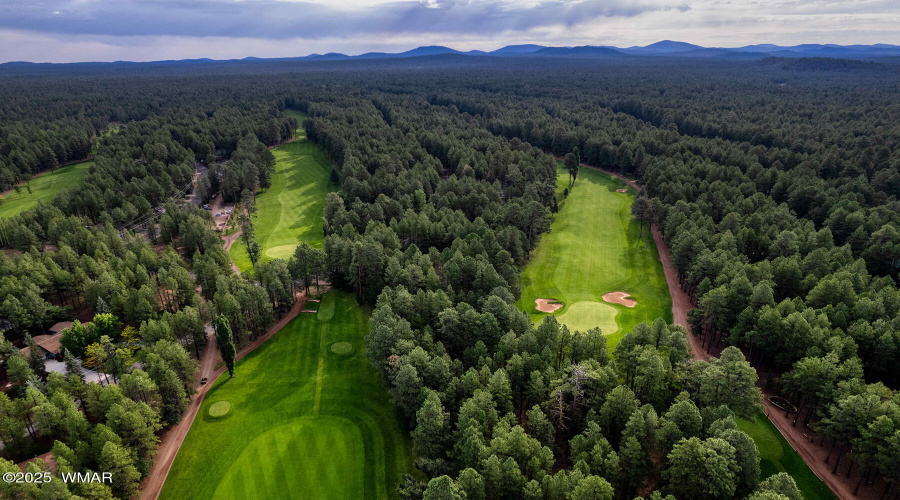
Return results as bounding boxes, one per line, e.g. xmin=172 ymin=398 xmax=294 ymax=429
xmin=738 ymin=413 xmax=837 ymax=500
xmin=160 ymin=292 xmax=414 ymax=500
xmin=516 ymin=165 xmax=672 ymax=347
xmin=230 ymin=110 xmax=336 ymax=272
xmin=0 ymin=161 xmax=92 ymax=218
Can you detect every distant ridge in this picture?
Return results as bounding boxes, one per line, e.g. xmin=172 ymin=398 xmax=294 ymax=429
xmin=528 ymin=46 xmax=623 ymax=58
xmin=622 ymin=40 xmax=704 ymax=54
xmin=4 ymin=41 xmax=900 ymax=67
xmin=489 ymin=44 xmax=546 ymax=55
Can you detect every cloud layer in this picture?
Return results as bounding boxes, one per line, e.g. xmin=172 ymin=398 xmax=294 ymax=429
xmin=1 ymin=0 xmax=899 ymax=63
xmin=0 ymin=0 xmax=673 ymax=39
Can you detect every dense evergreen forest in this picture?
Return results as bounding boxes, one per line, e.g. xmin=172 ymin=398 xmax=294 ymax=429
xmin=1 ymin=56 xmax=899 ymax=499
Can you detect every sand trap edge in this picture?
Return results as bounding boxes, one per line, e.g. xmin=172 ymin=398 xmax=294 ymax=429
xmin=535 ymin=298 xmax=563 ymax=313
xmin=602 ymin=291 xmax=637 ymax=308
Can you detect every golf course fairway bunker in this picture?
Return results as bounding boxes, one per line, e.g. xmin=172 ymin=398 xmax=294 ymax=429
xmin=602 ymin=291 xmax=637 ymax=307
xmin=555 ymin=301 xmax=618 ymax=335
xmin=212 ymin=419 xmax=365 ymax=500
xmin=535 ymin=298 xmax=563 ymax=313
xmin=516 ymin=164 xmax=671 ymax=347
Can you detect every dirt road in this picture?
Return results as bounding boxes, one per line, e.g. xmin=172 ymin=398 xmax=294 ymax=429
xmin=140 ymin=293 xmax=310 ymax=500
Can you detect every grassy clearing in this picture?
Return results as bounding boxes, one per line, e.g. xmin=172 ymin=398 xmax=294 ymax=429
xmin=230 ymin=111 xmax=335 ymax=272
xmin=738 ymin=413 xmax=837 ymax=500
xmin=0 ymin=161 xmax=92 ymax=218
xmin=516 ymin=165 xmax=672 ymax=347
xmin=161 ymin=292 xmax=413 ymax=500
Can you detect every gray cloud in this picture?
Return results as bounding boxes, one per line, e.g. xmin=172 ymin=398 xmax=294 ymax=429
xmin=0 ymin=0 xmax=672 ymax=40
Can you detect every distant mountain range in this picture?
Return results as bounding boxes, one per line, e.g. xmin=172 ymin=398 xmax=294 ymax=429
xmin=293 ymin=40 xmax=900 ymax=62
xmin=5 ymin=41 xmax=900 ymax=67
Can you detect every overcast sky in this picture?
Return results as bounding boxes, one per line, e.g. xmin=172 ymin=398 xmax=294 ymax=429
xmin=1 ymin=0 xmax=899 ymax=63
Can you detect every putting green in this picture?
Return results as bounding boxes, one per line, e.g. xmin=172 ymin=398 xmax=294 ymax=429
xmin=0 ymin=160 xmax=92 ymax=218
xmin=516 ymin=165 xmax=672 ymax=347
xmin=230 ymin=110 xmax=335 ymax=272
xmin=265 ymin=244 xmax=301 ymax=261
xmin=555 ymin=301 xmax=619 ymax=335
xmin=160 ymin=292 xmax=413 ymax=500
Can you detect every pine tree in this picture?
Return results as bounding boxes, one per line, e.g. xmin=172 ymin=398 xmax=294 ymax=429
xmin=63 ymin=348 xmax=84 ymax=381
xmin=214 ymin=314 xmax=237 ymax=377
xmin=24 ymin=333 xmax=45 ymax=374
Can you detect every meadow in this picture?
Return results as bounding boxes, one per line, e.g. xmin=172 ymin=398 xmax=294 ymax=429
xmin=738 ymin=413 xmax=838 ymax=500
xmin=0 ymin=160 xmax=92 ymax=218
xmin=516 ymin=165 xmax=672 ymax=347
xmin=230 ymin=110 xmax=335 ymax=272
xmin=160 ymin=292 xmax=414 ymax=500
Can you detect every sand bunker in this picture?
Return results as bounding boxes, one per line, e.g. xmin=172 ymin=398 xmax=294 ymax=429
xmin=535 ymin=299 xmax=563 ymax=313
xmin=602 ymin=292 xmax=636 ymax=308
xmin=616 ymin=188 xmax=628 ymax=193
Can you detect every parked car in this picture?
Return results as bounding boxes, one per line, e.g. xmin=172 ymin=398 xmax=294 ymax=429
xmin=200 ymin=377 xmax=208 ymax=385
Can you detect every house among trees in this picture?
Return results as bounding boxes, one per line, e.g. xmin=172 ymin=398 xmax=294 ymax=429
xmin=19 ymin=322 xmax=71 ymax=360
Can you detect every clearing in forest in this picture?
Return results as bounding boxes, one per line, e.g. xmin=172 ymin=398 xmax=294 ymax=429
xmin=516 ymin=165 xmax=671 ymax=347
xmin=0 ymin=160 xmax=92 ymax=218
xmin=230 ymin=110 xmax=335 ymax=272
xmin=738 ymin=413 xmax=838 ymax=500
xmin=160 ymin=291 xmax=414 ymax=500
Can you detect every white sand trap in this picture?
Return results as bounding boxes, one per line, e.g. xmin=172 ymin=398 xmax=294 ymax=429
xmin=602 ymin=291 xmax=636 ymax=308
xmin=535 ymin=298 xmax=563 ymax=313
xmin=616 ymin=188 xmax=628 ymax=193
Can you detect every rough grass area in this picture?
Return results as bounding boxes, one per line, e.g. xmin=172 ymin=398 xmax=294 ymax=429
xmin=230 ymin=110 xmax=335 ymax=272
xmin=516 ymin=165 xmax=672 ymax=347
xmin=160 ymin=292 xmax=413 ymax=500
xmin=738 ymin=413 xmax=837 ymax=500
xmin=0 ymin=161 xmax=92 ymax=218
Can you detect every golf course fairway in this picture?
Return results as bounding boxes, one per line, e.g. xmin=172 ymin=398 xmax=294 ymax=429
xmin=0 ymin=160 xmax=92 ymax=218
xmin=230 ymin=110 xmax=335 ymax=272
xmin=516 ymin=165 xmax=672 ymax=347
xmin=160 ymin=292 xmax=413 ymax=499
xmin=738 ymin=413 xmax=837 ymax=500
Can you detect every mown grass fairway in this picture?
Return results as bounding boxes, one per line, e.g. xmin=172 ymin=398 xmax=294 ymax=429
xmin=738 ymin=413 xmax=837 ymax=500
xmin=0 ymin=160 xmax=92 ymax=218
xmin=160 ymin=292 xmax=413 ymax=500
xmin=516 ymin=165 xmax=671 ymax=347
xmin=230 ymin=110 xmax=335 ymax=272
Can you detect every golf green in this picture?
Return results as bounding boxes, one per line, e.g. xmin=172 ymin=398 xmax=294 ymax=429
xmin=516 ymin=165 xmax=672 ymax=347
xmin=160 ymin=292 xmax=414 ymax=500
xmin=230 ymin=110 xmax=335 ymax=272
xmin=0 ymin=160 xmax=92 ymax=218
xmin=738 ymin=413 xmax=837 ymax=500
